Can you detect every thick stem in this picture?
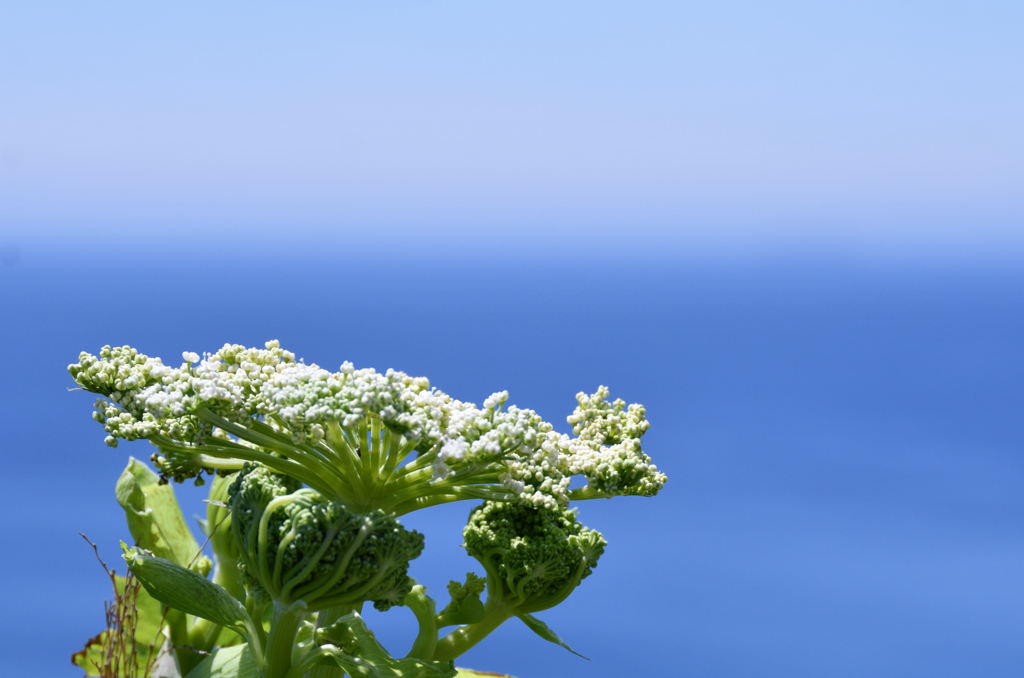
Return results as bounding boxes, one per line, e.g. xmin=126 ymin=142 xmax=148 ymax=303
xmin=263 ymin=605 xmax=306 ymax=678
xmin=246 ymin=593 xmax=270 ymax=652
xmin=385 ymin=464 xmax=435 ymax=488
xmin=307 ymin=605 xmax=360 ymax=678
xmin=175 ymin=649 xmax=205 ymax=677
xmin=359 ymin=417 xmax=373 ymax=486
xmin=432 ymin=600 xmax=512 ymax=662
xmin=394 ymin=448 xmax=437 ymax=476
xmin=166 ymin=610 xmax=204 ymax=676
xmin=405 ymin=587 xmax=439 ymax=660
xmin=186 ymin=616 xmax=221 ymax=655
xmin=213 ymin=559 xmax=243 ymax=601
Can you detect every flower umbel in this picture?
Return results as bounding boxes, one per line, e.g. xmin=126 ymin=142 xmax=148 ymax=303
xmin=70 ymin=342 xmax=665 ymax=514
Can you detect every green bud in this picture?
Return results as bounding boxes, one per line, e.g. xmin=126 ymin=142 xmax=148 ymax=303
xmin=121 ymin=543 xmax=251 ymax=636
xmin=436 ymin=573 xmax=486 ymax=627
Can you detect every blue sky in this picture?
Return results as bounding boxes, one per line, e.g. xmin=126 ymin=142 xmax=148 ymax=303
xmin=1 ymin=7 xmax=1024 ymax=675
xmin=1 ymin=1 xmax=1022 ymax=259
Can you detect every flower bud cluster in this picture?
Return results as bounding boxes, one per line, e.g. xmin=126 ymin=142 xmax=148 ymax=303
xmin=72 ymin=346 xmax=198 ymax=444
xmin=432 ymin=392 xmax=570 ymax=509
xmin=564 ymin=387 xmax=665 ymax=497
xmin=260 ymin=362 xmax=436 ymax=444
xmin=72 ymin=344 xmax=666 ymax=508
xmin=567 ymin=385 xmax=650 ymax=444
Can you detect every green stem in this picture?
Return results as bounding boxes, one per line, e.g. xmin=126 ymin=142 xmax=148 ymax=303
xmin=246 ymin=593 xmax=270 ymax=653
xmin=568 ymin=485 xmax=611 ymax=501
xmin=175 ymin=649 xmax=205 ymax=677
xmin=249 ymin=420 xmax=356 ymax=490
xmin=359 ymin=417 xmax=373 ymax=489
xmin=212 ymin=554 xmax=243 ymax=599
xmin=404 ymin=587 xmax=439 ymax=660
xmin=370 ymin=416 xmax=383 ymax=475
xmin=250 ymin=422 xmax=359 ymax=498
xmin=384 ymin=485 xmax=513 ymax=516
xmin=196 ymin=412 xmax=352 ymax=500
xmin=191 ymin=454 xmax=248 ymax=472
xmin=384 ymin=463 xmax=503 ymax=504
xmin=386 ymin=463 xmax=434 ymax=487
xmin=307 ymin=605 xmax=359 ymax=678
xmin=387 ymin=493 xmax=461 ymax=516
xmin=285 ymin=648 xmax=336 ymax=678
xmin=381 ymin=466 xmax=502 ymax=505
xmin=325 ymin=421 xmax=369 ymax=504
xmin=154 ymin=434 xmax=329 ymax=496
xmin=395 ymin=448 xmax=438 ymax=475
xmin=379 ymin=430 xmax=411 ymax=479
xmin=263 ymin=604 xmax=306 ymax=678
xmin=166 ymin=610 xmax=203 ymax=676
xmin=186 ymin=615 xmax=225 ymax=655
xmin=432 ymin=600 xmax=511 ymax=662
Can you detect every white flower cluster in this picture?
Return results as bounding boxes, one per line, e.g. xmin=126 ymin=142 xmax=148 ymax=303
xmin=564 ymin=387 xmax=665 ymax=497
xmin=567 ymin=386 xmax=650 ymax=444
xmin=71 ymin=342 xmax=300 ymax=446
xmin=262 ymin=362 xmax=437 ymax=444
xmin=431 ymin=391 xmax=572 ymax=509
xmin=71 ymin=342 xmax=452 ymax=449
xmin=185 ymin=341 xmax=298 ymax=418
xmin=71 ymin=344 xmax=666 ymax=505
xmin=429 ymin=385 xmax=666 ymax=506
xmin=433 ymin=439 xmax=468 ymax=479
xmin=566 ymin=437 xmax=666 ymax=496
xmin=72 ymin=346 xmax=194 ymax=445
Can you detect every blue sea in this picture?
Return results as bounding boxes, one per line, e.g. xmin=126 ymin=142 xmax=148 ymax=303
xmin=1 ymin=250 xmax=1021 ymax=677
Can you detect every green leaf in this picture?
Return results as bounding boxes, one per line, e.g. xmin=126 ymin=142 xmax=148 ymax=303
xmin=122 ymin=544 xmax=251 ymax=634
xmin=116 ymin=457 xmax=206 ymax=569
xmin=71 ymin=635 xmax=104 ymax=677
xmin=515 ymin=613 xmax=590 ymax=660
xmin=185 ymin=644 xmax=260 ymax=678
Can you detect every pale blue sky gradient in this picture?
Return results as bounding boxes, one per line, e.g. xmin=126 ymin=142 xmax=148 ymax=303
xmin=2 ymin=8 xmax=1024 ymax=675
xmin=1 ymin=1 xmax=1022 ymax=259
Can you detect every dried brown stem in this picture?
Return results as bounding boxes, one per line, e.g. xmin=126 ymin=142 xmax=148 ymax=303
xmin=77 ymin=534 xmax=161 ymax=678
